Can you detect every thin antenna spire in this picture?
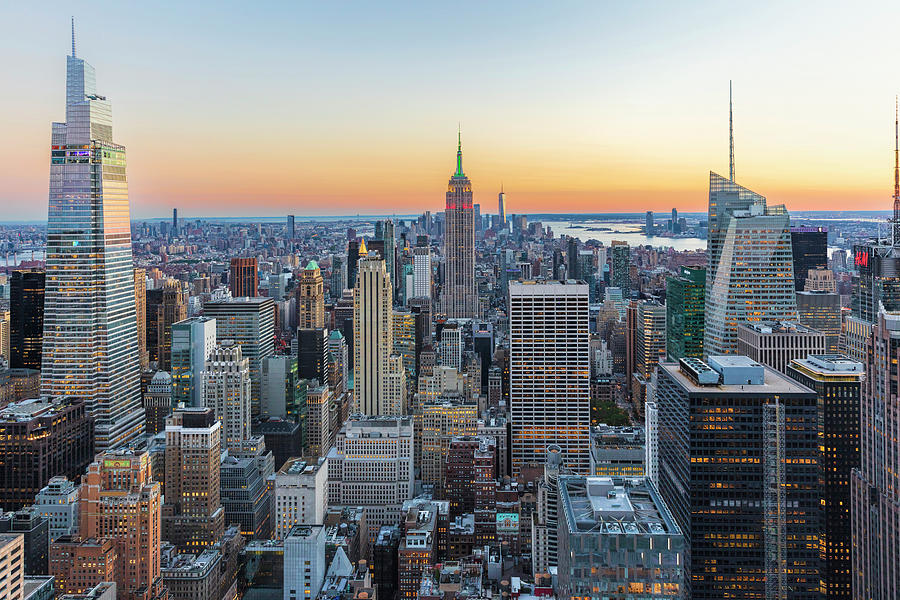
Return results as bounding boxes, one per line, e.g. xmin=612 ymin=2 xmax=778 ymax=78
xmin=729 ymin=80 xmax=735 ymax=181
xmin=894 ymin=96 xmax=899 ymax=221
xmin=455 ymin=125 xmax=464 ymax=177
xmin=71 ymin=16 xmax=76 ymax=57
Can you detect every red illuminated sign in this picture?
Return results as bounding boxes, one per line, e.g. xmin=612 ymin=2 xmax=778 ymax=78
xmin=855 ymin=249 xmax=869 ymax=268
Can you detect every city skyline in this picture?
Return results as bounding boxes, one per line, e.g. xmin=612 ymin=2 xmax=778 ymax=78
xmin=3 ymin=2 xmax=900 ymax=219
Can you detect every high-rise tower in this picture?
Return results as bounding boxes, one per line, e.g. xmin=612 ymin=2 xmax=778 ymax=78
xmin=442 ymin=132 xmax=478 ymax=318
xmin=498 ymin=186 xmax=507 ymax=225
xmin=353 ymin=249 xmax=395 ymax=415
xmin=41 ymin=24 xmax=144 ymax=450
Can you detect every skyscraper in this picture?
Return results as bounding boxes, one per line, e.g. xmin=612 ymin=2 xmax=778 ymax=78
xmin=657 ymin=356 xmax=820 ymax=599
xmin=229 ymin=257 xmax=259 ymax=298
xmin=376 ymin=220 xmax=396 ymax=301
xmin=170 ymin=316 xmax=217 ymax=407
xmin=287 ymin=214 xmax=296 ymax=239
xmin=787 ymin=355 xmax=862 ymax=600
xmin=790 ymin=226 xmax=828 ymax=291
xmin=41 ymin=28 xmax=144 ymax=451
xmin=412 ymin=244 xmax=432 ymax=299
xmin=203 ymin=296 xmax=275 ymax=417
xmin=163 ymin=407 xmax=225 ymax=552
xmin=852 ymin=308 xmax=900 ymax=599
xmin=134 ymin=268 xmax=149 ymax=370
xmin=203 ymin=341 xmax=252 ymax=448
xmin=297 ymin=261 xmax=325 ymax=329
xmin=9 ymin=270 xmax=45 ymax=370
xmin=609 ymin=241 xmax=631 ymax=295
xmin=442 ymin=132 xmax=478 ymax=318
xmin=704 ymin=173 xmax=797 ymax=356
xmin=497 ymin=187 xmax=507 ymax=226
xmin=645 ymin=210 xmax=654 ymax=234
xmin=76 ymin=447 xmax=166 ymax=600
xmin=666 ymin=266 xmax=705 ymax=361
xmin=172 ymin=207 xmax=178 ymax=234
xmin=354 ymin=249 xmax=394 ymax=415
xmin=509 ymin=281 xmax=590 ymax=475
xmin=147 ymin=279 xmax=187 ymax=371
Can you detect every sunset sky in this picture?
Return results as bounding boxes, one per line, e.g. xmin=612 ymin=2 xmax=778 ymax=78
xmin=3 ymin=1 xmax=900 ymax=220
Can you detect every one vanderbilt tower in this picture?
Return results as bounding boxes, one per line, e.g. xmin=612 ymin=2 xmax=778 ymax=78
xmin=442 ymin=131 xmax=479 ymax=318
xmin=41 ymin=21 xmax=144 ymax=450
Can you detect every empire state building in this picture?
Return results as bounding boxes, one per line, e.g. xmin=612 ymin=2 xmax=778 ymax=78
xmin=41 ymin=25 xmax=145 ymax=450
xmin=442 ymin=133 xmax=479 ymax=318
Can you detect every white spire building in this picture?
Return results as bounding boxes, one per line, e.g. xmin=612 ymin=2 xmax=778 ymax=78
xmin=41 ymin=21 xmax=144 ymax=450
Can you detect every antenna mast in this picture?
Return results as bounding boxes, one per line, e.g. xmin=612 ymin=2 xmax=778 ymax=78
xmin=71 ymin=17 xmax=76 ymax=57
xmin=729 ymin=80 xmax=735 ymax=181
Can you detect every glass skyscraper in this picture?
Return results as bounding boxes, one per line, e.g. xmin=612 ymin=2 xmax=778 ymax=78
xmin=41 ymin=35 xmax=144 ymax=450
xmin=704 ymin=172 xmax=798 ymax=356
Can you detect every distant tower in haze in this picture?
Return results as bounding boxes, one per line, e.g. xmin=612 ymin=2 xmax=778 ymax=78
xmin=498 ymin=185 xmax=507 ymax=225
xmin=172 ymin=208 xmax=178 ymax=234
xmin=645 ymin=211 xmax=654 ymax=235
xmin=41 ymin=22 xmax=144 ymax=450
xmin=442 ymin=131 xmax=478 ymax=318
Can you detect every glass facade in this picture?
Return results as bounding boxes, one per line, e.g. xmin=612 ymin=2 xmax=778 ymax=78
xmin=665 ymin=266 xmax=705 ymax=361
xmin=41 ymin=51 xmax=144 ymax=450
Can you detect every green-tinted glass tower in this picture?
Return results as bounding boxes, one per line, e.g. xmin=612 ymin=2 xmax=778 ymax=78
xmin=666 ymin=266 xmax=705 ymax=361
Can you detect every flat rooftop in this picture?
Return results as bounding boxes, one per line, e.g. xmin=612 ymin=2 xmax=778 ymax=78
xmin=739 ymin=320 xmax=821 ymax=335
xmin=660 ymin=360 xmax=814 ymax=395
xmin=559 ymin=476 xmax=681 ymax=537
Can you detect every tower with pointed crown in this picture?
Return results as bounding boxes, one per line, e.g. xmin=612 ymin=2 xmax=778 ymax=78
xmin=442 ymin=131 xmax=479 ymax=318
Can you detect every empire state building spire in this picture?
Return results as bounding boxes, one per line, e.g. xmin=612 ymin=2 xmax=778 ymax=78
xmin=455 ymin=126 xmax=464 ymax=177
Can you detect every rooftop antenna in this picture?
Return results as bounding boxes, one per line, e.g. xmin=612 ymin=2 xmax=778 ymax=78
xmin=729 ymin=80 xmax=735 ymax=181
xmin=71 ymin=16 xmax=76 ymax=57
xmin=894 ymin=96 xmax=899 ymax=221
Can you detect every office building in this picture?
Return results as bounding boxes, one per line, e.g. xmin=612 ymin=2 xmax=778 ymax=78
xmin=327 ymin=330 xmax=348 ymax=395
xmin=804 ymin=268 xmax=837 ymax=292
xmin=509 ymin=281 xmax=591 ymax=475
xmin=0 ymin=311 xmax=8 ymax=364
xmin=161 ymin=549 xmax=221 ymax=600
xmin=635 ymin=300 xmax=666 ymax=385
xmin=796 ymin=290 xmax=842 ymax=353
xmin=421 ymin=400 xmax=478 ymax=493
xmin=261 ymin=355 xmax=305 ymax=422
xmin=589 ymin=425 xmax=645 ymax=478
xmin=203 ymin=296 xmax=275 ymax=416
xmin=0 ymin=509 xmax=49 ymax=576
xmin=326 ymin=416 xmax=414 ymax=540
xmin=273 ymin=457 xmax=328 ymax=539
xmin=202 ymin=342 xmax=251 ymax=448
xmin=852 ymin=308 xmax=900 ymax=599
xmin=666 ymin=266 xmax=705 ymax=361
xmin=330 ymin=255 xmax=347 ymax=300
xmin=170 ymin=316 xmax=217 ymax=408
xmin=229 ymin=257 xmax=258 ymax=298
xmin=0 ymin=534 xmax=24 ymax=600
xmin=439 ymin=323 xmax=462 ymax=370
xmin=305 ymin=384 xmax=333 ymax=458
xmin=287 ymin=215 xmax=295 ymax=239
xmin=41 ymin=37 xmax=144 ymax=451
xmin=253 ymin=420 xmax=304 ymax=472
xmin=609 ymin=241 xmax=631 ymax=294
xmin=645 ymin=210 xmax=654 ymax=234
xmin=296 ymin=327 xmax=328 ymax=383
xmin=445 ymin=435 xmax=496 ymax=517
xmin=391 ymin=310 xmax=417 ymax=382
xmin=284 ymin=525 xmax=326 ymax=600
xmin=790 ymin=226 xmax=828 ymax=291
xmin=220 ymin=455 xmax=271 ymax=540
xmin=162 ymin=408 xmax=224 ymax=551
xmin=147 ymin=279 xmax=187 ymax=371
xmin=297 ymin=261 xmax=325 ymax=329
xmin=704 ymin=174 xmax=798 ymax=356
xmin=9 ymin=271 xmax=44 ymax=370
xmin=33 ymin=477 xmax=79 ymax=542
xmin=134 ymin=269 xmax=149 ymax=370
xmin=656 ymin=356 xmax=820 ymax=599
xmin=787 ymin=355 xmax=863 ymax=599
xmin=0 ymin=398 xmax=93 ymax=511
xmin=442 ymin=133 xmax=478 ymax=318
xmin=353 ymin=250 xmax=394 ymax=415
xmin=557 ymin=476 xmax=684 ymax=599
xmin=398 ymin=505 xmax=437 ymax=599
xmin=413 ymin=245 xmax=432 ymax=299
xmin=736 ymin=320 xmax=827 ymax=374
xmin=78 ymin=448 xmax=165 ymax=600
xmin=375 ymin=220 xmax=396 ymax=299
xmin=49 ymin=536 xmax=117 ymax=597
xmin=142 ymin=370 xmax=172 ymax=435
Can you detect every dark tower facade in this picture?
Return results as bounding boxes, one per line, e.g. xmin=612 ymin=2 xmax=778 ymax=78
xmin=10 ymin=270 xmax=45 ymax=369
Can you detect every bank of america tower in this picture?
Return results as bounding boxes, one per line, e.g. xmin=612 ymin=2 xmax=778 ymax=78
xmin=41 ymin=24 xmax=144 ymax=450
